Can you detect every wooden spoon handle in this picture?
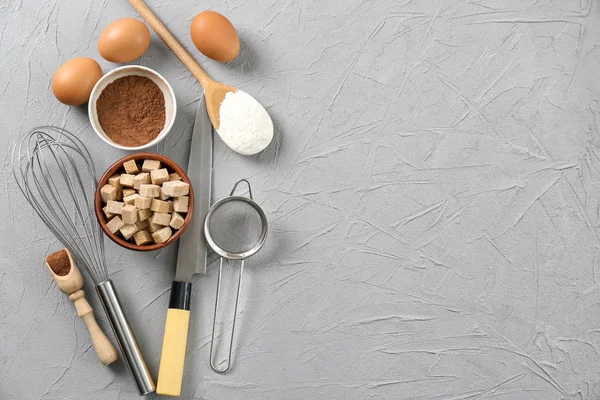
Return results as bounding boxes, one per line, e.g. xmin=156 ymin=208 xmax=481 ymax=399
xmin=70 ymin=290 xmax=119 ymax=365
xmin=128 ymin=0 xmax=210 ymax=86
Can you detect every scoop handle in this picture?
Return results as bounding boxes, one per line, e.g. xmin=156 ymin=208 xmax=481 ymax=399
xmin=70 ymin=290 xmax=118 ymax=365
xmin=127 ymin=0 xmax=210 ymax=86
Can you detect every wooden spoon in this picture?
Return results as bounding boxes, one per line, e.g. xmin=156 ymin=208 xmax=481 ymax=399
xmin=45 ymin=249 xmax=118 ymax=365
xmin=128 ymin=0 xmax=236 ymax=131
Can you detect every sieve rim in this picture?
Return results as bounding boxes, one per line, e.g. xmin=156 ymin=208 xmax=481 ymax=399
xmin=204 ymin=196 xmax=268 ymax=260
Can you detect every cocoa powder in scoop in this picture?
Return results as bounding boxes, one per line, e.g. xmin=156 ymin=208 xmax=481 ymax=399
xmin=96 ymin=76 xmax=166 ymax=147
xmin=47 ymin=249 xmax=70 ymax=276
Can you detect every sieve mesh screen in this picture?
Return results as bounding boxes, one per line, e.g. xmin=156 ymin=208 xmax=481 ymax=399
xmin=206 ymin=199 xmax=264 ymax=255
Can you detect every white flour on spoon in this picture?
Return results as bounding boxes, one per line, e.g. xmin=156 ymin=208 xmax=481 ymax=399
xmin=217 ymin=90 xmax=274 ymax=156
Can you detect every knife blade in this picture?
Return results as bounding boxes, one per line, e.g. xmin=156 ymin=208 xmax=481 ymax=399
xmin=156 ymin=95 xmax=212 ymax=397
xmin=176 ymin=94 xmax=212 ymax=281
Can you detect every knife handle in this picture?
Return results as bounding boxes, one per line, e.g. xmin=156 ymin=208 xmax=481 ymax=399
xmin=157 ymin=281 xmax=192 ymax=397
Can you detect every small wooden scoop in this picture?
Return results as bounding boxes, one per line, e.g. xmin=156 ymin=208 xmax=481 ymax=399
xmin=128 ymin=0 xmax=236 ymax=130
xmin=45 ymin=249 xmax=118 ymax=365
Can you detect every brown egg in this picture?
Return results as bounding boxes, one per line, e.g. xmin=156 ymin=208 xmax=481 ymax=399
xmin=98 ymin=18 xmax=151 ymax=63
xmin=52 ymin=57 xmax=103 ymax=106
xmin=190 ymin=11 xmax=240 ymax=62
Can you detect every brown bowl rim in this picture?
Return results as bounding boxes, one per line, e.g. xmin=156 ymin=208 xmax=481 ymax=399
xmin=94 ymin=152 xmax=194 ymax=252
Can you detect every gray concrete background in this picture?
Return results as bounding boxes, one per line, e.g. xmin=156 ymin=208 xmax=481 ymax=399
xmin=1 ymin=0 xmax=600 ymax=399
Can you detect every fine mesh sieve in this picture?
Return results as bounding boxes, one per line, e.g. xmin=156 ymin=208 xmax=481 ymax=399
xmin=206 ymin=197 xmax=267 ymax=258
xmin=204 ymin=179 xmax=268 ymax=373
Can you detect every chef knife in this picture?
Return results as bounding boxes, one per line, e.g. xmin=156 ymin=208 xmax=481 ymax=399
xmin=157 ymin=94 xmax=212 ymax=397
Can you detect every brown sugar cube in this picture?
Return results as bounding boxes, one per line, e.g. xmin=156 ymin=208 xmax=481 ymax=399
xmin=169 ymin=173 xmax=182 ymax=181
xmin=167 ymin=200 xmax=174 ymax=213
xmin=106 ymin=216 xmax=124 ymax=234
xmin=161 ymin=181 xmax=190 ymax=197
xmin=120 ymin=224 xmax=140 ymax=240
xmin=173 ymin=196 xmax=189 ymax=213
xmin=151 ymin=168 xmax=169 ymax=185
xmin=159 ymin=189 xmax=170 ymax=201
xmin=133 ymin=230 xmax=153 ymax=245
xmin=139 ymin=184 xmax=160 ymax=198
xmin=150 ymin=212 xmax=171 ymax=226
xmin=138 ymin=208 xmax=152 ymax=221
xmin=122 ymin=188 xmax=136 ymax=198
xmin=135 ymin=196 xmax=153 ymax=210
xmin=109 ymin=177 xmax=123 ymax=201
xmin=103 ymin=206 xmax=115 ymax=219
xmin=159 ymin=190 xmax=170 ymax=201
xmin=136 ymin=220 xmax=148 ymax=230
xmin=100 ymin=184 xmax=117 ymax=203
xmin=105 ymin=200 xmax=124 ymax=214
xmin=120 ymin=174 xmax=135 ymax=187
xmin=123 ymin=159 xmax=139 ymax=174
xmin=151 ymin=199 xmax=170 ymax=213
xmin=123 ymin=193 xmax=139 ymax=205
xmin=142 ymin=159 xmax=161 ymax=172
xmin=133 ymin=173 xmax=151 ymax=190
xmin=170 ymin=212 xmax=185 ymax=230
xmin=108 ymin=174 xmax=122 ymax=189
xmin=152 ymin=226 xmax=172 ymax=244
xmin=121 ymin=204 xmax=138 ymax=225
xmin=147 ymin=221 xmax=162 ymax=233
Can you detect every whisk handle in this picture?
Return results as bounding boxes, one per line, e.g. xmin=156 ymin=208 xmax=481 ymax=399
xmin=96 ymin=280 xmax=156 ymax=395
xmin=157 ymin=281 xmax=192 ymax=397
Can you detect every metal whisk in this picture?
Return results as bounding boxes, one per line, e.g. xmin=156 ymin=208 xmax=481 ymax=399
xmin=12 ymin=126 xmax=155 ymax=395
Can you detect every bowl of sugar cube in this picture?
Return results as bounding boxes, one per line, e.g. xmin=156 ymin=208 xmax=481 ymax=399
xmin=95 ymin=153 xmax=194 ymax=251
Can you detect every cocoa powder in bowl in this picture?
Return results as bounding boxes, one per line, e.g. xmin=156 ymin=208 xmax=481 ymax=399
xmin=96 ymin=75 xmax=166 ymax=147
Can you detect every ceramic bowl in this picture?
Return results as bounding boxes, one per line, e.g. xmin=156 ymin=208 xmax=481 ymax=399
xmin=88 ymin=65 xmax=177 ymax=151
xmin=95 ymin=153 xmax=194 ymax=251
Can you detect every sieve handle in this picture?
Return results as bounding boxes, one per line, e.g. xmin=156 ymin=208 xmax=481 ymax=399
xmin=96 ymin=280 xmax=156 ymax=395
xmin=209 ymin=258 xmax=244 ymax=373
xmin=157 ymin=281 xmax=192 ymax=397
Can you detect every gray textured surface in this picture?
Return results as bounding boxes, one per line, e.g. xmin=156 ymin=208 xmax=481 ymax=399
xmin=1 ymin=0 xmax=600 ymax=399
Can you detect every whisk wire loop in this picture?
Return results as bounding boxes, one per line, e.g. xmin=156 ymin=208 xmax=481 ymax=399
xmin=34 ymin=138 xmax=103 ymax=280
xmin=13 ymin=127 xmax=108 ymax=283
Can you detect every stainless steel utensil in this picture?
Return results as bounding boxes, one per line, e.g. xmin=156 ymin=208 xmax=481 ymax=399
xmin=156 ymin=97 xmax=213 ymax=397
xmin=12 ymin=126 xmax=155 ymax=396
xmin=205 ymin=179 xmax=268 ymax=373
xmin=177 ymin=94 xmax=212 ymax=276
